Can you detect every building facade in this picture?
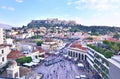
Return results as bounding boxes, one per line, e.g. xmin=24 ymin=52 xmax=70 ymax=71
xmin=0 ymin=60 xmax=43 ymax=79
xmin=7 ymin=61 xmax=20 ymax=78
xmin=41 ymin=39 xmax=58 ymax=52
xmin=67 ymin=43 xmax=87 ymax=61
xmin=108 ymin=56 xmax=120 ymax=79
xmin=87 ymin=47 xmax=109 ymax=79
xmin=87 ymin=46 xmax=120 ymax=79
xmin=0 ymin=28 xmax=3 ymax=44
xmin=0 ymin=45 xmax=11 ymax=68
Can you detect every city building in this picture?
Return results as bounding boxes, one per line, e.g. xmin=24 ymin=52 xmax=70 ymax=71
xmin=67 ymin=42 xmax=87 ymax=61
xmin=5 ymin=38 xmax=14 ymax=45
xmin=7 ymin=60 xmax=20 ymax=78
xmin=41 ymin=39 xmax=58 ymax=52
xmin=87 ymin=46 xmax=107 ymax=79
xmin=0 ymin=28 xmax=4 ymax=44
xmin=23 ymin=46 xmax=45 ymax=60
xmin=0 ymin=45 xmax=11 ymax=68
xmin=1 ymin=60 xmax=42 ymax=79
xmin=39 ymin=27 xmax=46 ymax=35
xmin=87 ymin=43 xmax=120 ymax=79
xmin=7 ymin=50 xmax=25 ymax=60
xmin=108 ymin=56 xmax=120 ymax=79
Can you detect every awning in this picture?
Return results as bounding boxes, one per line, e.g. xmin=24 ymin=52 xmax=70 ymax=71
xmin=75 ymin=76 xmax=80 ymax=78
xmin=80 ymin=75 xmax=86 ymax=78
xmin=23 ymin=63 xmax=33 ymax=67
xmin=32 ymin=59 xmax=40 ymax=63
xmin=78 ymin=63 xmax=84 ymax=67
xmin=39 ymin=57 xmax=45 ymax=60
xmin=64 ymin=55 xmax=68 ymax=58
xmin=23 ymin=62 xmax=38 ymax=67
xmin=74 ymin=58 xmax=77 ymax=61
xmin=68 ymin=56 xmax=72 ymax=59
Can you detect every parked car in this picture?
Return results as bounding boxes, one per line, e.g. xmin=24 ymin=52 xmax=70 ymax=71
xmin=75 ymin=75 xmax=87 ymax=79
xmin=80 ymin=75 xmax=87 ymax=79
xmin=75 ymin=76 xmax=80 ymax=79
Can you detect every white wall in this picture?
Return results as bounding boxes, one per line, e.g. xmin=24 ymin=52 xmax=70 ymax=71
xmin=0 ymin=46 xmax=10 ymax=68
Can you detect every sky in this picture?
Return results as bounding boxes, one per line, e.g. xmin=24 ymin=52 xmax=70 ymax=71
xmin=0 ymin=0 xmax=120 ymax=27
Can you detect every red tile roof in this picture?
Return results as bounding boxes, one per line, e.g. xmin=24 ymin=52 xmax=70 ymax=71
xmin=7 ymin=50 xmax=25 ymax=59
xmin=45 ymin=39 xmax=53 ymax=42
xmin=107 ymin=37 xmax=117 ymax=42
xmin=70 ymin=43 xmax=87 ymax=51
xmin=0 ymin=44 xmax=10 ymax=47
xmin=32 ymin=50 xmax=38 ymax=53
xmin=36 ymin=46 xmax=44 ymax=53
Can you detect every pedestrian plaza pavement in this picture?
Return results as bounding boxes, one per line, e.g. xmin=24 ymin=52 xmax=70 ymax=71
xmin=34 ymin=55 xmax=92 ymax=79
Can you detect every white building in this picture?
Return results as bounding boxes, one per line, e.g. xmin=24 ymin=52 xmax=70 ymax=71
xmin=23 ymin=46 xmax=45 ymax=60
xmin=0 ymin=60 xmax=42 ymax=79
xmin=0 ymin=28 xmax=3 ymax=44
xmin=87 ymin=46 xmax=110 ymax=79
xmin=108 ymin=56 xmax=120 ymax=79
xmin=0 ymin=45 xmax=11 ymax=68
xmin=5 ymin=38 xmax=13 ymax=45
xmin=41 ymin=39 xmax=58 ymax=52
xmin=7 ymin=61 xmax=20 ymax=78
xmin=40 ymin=27 xmax=46 ymax=35
xmin=87 ymin=45 xmax=120 ymax=79
xmin=67 ymin=43 xmax=87 ymax=61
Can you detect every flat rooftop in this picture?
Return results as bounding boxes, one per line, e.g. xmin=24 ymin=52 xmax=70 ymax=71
xmin=108 ymin=55 xmax=120 ymax=69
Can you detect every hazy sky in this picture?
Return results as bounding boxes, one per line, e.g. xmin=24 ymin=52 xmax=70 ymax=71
xmin=0 ymin=0 xmax=120 ymax=27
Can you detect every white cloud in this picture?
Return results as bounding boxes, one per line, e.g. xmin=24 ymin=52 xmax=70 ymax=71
xmin=1 ymin=6 xmax=15 ymax=11
xmin=66 ymin=0 xmax=120 ymax=27
xmin=67 ymin=2 xmax=72 ymax=5
xmin=1 ymin=6 xmax=6 ymax=9
xmin=16 ymin=0 xmax=23 ymax=3
xmin=8 ymin=7 xmax=15 ymax=11
xmin=68 ymin=0 xmax=120 ymax=11
xmin=74 ymin=12 xmax=120 ymax=27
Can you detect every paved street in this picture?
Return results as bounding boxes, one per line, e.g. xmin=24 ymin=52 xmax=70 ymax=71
xmin=34 ymin=55 xmax=87 ymax=79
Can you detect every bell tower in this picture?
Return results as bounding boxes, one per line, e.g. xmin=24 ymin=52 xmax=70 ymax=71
xmin=7 ymin=60 xmax=20 ymax=78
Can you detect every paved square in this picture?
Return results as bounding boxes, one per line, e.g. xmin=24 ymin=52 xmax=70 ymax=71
xmin=34 ymin=55 xmax=87 ymax=79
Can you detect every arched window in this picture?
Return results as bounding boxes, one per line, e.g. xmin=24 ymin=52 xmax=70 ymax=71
xmin=79 ymin=53 xmax=81 ymax=60
xmin=15 ymin=72 xmax=18 ymax=78
xmin=75 ymin=52 xmax=77 ymax=57
xmin=2 ymin=57 xmax=4 ymax=62
xmin=82 ymin=54 xmax=84 ymax=60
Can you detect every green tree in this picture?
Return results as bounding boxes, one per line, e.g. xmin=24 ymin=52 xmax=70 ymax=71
xmin=113 ymin=33 xmax=120 ymax=40
xmin=16 ymin=56 xmax=32 ymax=65
xmin=36 ymin=41 xmax=43 ymax=46
xmin=112 ymin=44 xmax=119 ymax=52
xmin=87 ymin=37 xmax=93 ymax=40
xmin=39 ymin=54 xmax=44 ymax=58
xmin=103 ymin=51 xmax=114 ymax=58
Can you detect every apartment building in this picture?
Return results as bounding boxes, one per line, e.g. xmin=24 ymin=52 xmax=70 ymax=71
xmin=41 ymin=39 xmax=57 ymax=52
xmin=108 ymin=56 xmax=120 ymax=79
xmin=87 ymin=46 xmax=109 ymax=79
xmin=0 ymin=45 xmax=11 ymax=68
xmin=0 ymin=28 xmax=3 ymax=44
xmin=87 ymin=45 xmax=120 ymax=79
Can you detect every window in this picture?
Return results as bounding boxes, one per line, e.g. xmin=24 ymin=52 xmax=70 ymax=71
xmin=73 ymin=52 xmax=75 ymax=57
xmin=2 ymin=57 xmax=4 ymax=62
xmin=79 ymin=54 xmax=81 ymax=59
xmin=82 ymin=54 xmax=84 ymax=60
xmin=8 ymin=74 xmax=12 ymax=77
xmin=2 ymin=50 xmax=4 ymax=54
xmin=76 ymin=53 xmax=77 ymax=57
xmin=35 ymin=56 xmax=37 ymax=58
xmin=15 ymin=72 xmax=18 ymax=78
